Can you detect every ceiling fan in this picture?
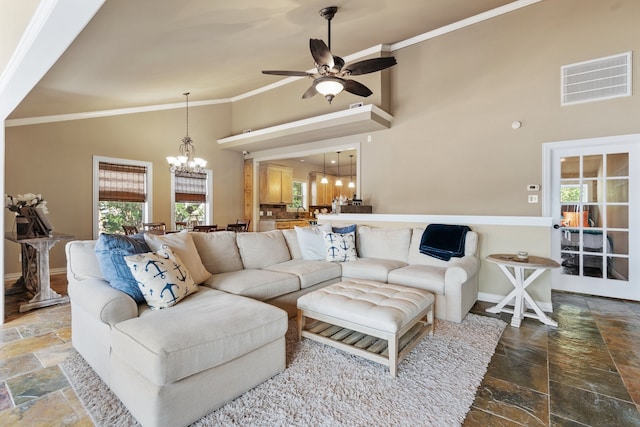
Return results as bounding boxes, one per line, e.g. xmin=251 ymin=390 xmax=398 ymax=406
xmin=262 ymin=6 xmax=397 ymax=104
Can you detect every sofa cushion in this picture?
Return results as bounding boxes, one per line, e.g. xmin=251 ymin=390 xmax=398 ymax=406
xmin=323 ymin=231 xmax=357 ymax=262
xmin=236 ymin=230 xmax=291 ymax=269
xmin=357 ymin=226 xmax=411 ymax=262
xmin=295 ymin=223 xmax=332 ymax=261
xmin=282 ymin=229 xmax=302 ymax=259
xmin=144 ymin=232 xmax=211 ymax=284
xmin=387 ymin=264 xmax=447 ymax=295
xmin=203 ymin=269 xmax=299 ymax=300
xmin=111 ymin=288 xmax=287 ymax=385
xmin=189 ymin=231 xmax=243 ymax=274
xmin=408 ymin=228 xmax=479 ymax=267
xmin=94 ymin=233 xmax=151 ymax=303
xmin=124 ymin=245 xmax=198 ymax=310
xmin=264 ymin=259 xmax=341 ymax=289
xmin=340 ymin=258 xmax=408 ymax=282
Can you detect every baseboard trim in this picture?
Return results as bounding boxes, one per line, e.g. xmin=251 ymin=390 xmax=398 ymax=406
xmin=4 ymin=267 xmax=67 ymax=282
xmin=478 ymin=291 xmax=553 ymax=313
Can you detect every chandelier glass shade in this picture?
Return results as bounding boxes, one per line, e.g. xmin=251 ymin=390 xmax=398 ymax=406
xmin=167 ymin=92 xmax=207 ymax=174
xmin=321 ymin=153 xmax=329 ymax=184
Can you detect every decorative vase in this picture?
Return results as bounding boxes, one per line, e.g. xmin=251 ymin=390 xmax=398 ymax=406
xmin=15 ymin=215 xmax=32 ymax=238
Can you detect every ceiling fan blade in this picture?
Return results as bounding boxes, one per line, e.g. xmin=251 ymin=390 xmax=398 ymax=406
xmin=302 ymin=84 xmax=318 ymax=99
xmin=309 ymin=38 xmax=334 ymax=69
xmin=332 ymin=55 xmax=345 ymax=72
xmin=343 ymin=56 xmax=397 ymax=76
xmin=262 ymin=70 xmax=313 ymax=77
xmin=343 ymin=80 xmax=373 ymax=97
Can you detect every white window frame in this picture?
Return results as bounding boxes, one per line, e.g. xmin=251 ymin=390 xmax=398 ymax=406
xmin=92 ymin=156 xmax=153 ymax=239
xmin=287 ymin=179 xmax=308 ymax=211
xmin=170 ymin=169 xmax=213 ymax=229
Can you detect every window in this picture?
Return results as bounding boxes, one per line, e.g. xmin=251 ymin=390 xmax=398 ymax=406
xmin=288 ymin=180 xmax=307 ymax=210
xmin=93 ymin=157 xmax=153 ymax=237
xmin=171 ymin=170 xmax=212 ymax=227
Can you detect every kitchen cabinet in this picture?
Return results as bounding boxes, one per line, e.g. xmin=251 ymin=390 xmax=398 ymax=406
xmin=244 ymin=160 xmax=253 ymax=227
xmin=259 ymin=164 xmax=293 ymax=204
xmin=310 ymin=172 xmax=336 ymax=205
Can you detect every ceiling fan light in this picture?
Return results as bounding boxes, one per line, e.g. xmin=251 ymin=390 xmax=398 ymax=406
xmin=314 ymin=77 xmax=344 ymax=102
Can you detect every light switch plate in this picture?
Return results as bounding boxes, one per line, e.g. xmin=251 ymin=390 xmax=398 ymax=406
xmin=527 ymin=184 xmax=540 ymax=191
xmin=528 ymin=195 xmax=539 ymax=203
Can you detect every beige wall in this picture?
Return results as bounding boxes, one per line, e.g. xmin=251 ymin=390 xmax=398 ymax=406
xmin=5 ymin=0 xmax=640 ymax=277
xmin=4 ymin=103 xmax=236 ymax=273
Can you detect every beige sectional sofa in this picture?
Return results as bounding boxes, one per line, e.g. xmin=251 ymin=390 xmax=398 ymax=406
xmin=65 ymin=224 xmax=479 ymax=427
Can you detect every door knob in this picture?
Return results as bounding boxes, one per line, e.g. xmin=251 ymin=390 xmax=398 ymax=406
xmin=553 ymin=224 xmax=560 ymax=229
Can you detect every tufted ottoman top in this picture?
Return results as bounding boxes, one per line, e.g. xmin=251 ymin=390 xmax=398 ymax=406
xmin=297 ymin=279 xmax=434 ymax=333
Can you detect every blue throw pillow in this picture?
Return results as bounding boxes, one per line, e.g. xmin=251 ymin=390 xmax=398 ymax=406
xmin=332 ymin=224 xmax=356 ymax=234
xmin=94 ymin=233 xmax=151 ymax=303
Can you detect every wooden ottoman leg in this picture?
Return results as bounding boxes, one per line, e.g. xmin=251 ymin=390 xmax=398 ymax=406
xmin=297 ymin=309 xmax=305 ymax=341
xmin=427 ymin=303 xmax=434 ymax=336
xmin=389 ymin=334 xmax=399 ymax=377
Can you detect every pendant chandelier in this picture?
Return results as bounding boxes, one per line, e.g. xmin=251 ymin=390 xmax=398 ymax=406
xmin=335 ymin=151 xmax=343 ymax=186
xmin=321 ymin=153 xmax=329 ymax=184
xmin=167 ymin=92 xmax=207 ymax=174
xmin=348 ymin=154 xmax=355 ymax=188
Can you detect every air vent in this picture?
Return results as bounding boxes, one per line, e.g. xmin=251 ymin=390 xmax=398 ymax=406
xmin=561 ymin=52 xmax=631 ymax=106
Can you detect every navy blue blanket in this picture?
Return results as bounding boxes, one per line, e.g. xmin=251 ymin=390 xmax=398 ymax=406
xmin=419 ymin=224 xmax=471 ymax=261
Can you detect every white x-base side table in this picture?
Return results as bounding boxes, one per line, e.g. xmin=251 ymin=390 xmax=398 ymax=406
xmin=485 ymin=254 xmax=560 ymax=328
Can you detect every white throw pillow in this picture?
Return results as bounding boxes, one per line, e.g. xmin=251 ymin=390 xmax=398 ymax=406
xmin=295 ymin=223 xmax=332 ymax=261
xmin=144 ymin=232 xmax=211 ymax=284
xmin=124 ymin=245 xmax=198 ymax=310
xmin=323 ymin=231 xmax=357 ymax=262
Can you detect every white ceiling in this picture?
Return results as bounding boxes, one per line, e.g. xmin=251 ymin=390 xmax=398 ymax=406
xmin=9 ymin=0 xmax=515 ymax=120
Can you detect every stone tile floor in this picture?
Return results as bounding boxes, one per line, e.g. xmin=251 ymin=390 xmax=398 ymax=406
xmin=1 ymin=275 xmax=640 ymax=426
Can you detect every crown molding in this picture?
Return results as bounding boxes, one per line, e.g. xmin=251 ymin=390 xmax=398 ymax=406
xmin=5 ymin=0 xmax=541 ymax=127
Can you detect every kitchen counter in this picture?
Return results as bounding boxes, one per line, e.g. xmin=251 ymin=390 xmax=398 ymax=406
xmin=259 ymin=219 xmax=315 ymax=231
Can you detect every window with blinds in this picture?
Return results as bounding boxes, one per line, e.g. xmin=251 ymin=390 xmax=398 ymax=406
xmin=99 ymin=162 xmax=147 ymax=202
xmin=175 ymin=171 xmax=207 ymax=202
xmin=94 ymin=158 xmax=151 ymax=237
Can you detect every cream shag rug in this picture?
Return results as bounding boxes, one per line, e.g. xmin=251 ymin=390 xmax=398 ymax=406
xmin=61 ymin=313 xmax=505 ymax=427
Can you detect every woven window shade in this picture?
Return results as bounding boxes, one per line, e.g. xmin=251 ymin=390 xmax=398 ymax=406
xmin=99 ymin=162 xmax=147 ymax=202
xmin=175 ymin=171 xmax=207 ymax=202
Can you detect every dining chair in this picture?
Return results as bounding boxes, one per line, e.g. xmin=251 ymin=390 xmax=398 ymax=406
xmin=142 ymin=222 xmax=166 ymax=234
xmin=122 ymin=225 xmax=139 ymax=235
xmin=235 ymin=219 xmax=250 ymax=232
xmin=192 ymin=225 xmax=217 ymax=232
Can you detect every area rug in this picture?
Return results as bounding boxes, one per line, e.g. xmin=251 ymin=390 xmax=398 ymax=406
xmin=60 ymin=313 xmax=505 ymax=427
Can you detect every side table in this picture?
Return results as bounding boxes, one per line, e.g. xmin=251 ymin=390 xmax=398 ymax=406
xmin=485 ymin=253 xmax=560 ymax=328
xmin=5 ymin=232 xmax=74 ymax=313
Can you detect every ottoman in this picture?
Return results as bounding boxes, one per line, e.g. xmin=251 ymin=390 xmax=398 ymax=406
xmin=297 ymin=279 xmax=435 ymax=376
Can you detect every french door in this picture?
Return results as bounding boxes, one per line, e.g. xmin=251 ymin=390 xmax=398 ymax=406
xmin=545 ymin=134 xmax=639 ymax=300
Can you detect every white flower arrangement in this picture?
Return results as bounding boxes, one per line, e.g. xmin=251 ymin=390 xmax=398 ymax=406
xmin=5 ymin=193 xmax=49 ymax=215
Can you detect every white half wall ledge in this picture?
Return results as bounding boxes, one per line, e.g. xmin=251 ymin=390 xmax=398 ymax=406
xmin=317 ymin=213 xmax=553 ymax=228
xmin=217 ymin=104 xmax=392 ymax=152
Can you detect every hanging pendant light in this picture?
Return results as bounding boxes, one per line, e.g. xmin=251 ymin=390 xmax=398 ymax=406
xmin=348 ymin=154 xmax=355 ymax=188
xmin=335 ymin=151 xmax=343 ymax=186
xmin=167 ymin=92 xmax=207 ymax=175
xmin=321 ymin=153 xmax=329 ymax=184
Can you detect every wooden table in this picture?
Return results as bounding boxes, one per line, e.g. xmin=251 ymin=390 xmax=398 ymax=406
xmin=5 ymin=232 xmax=74 ymax=312
xmin=485 ymin=254 xmax=560 ymax=328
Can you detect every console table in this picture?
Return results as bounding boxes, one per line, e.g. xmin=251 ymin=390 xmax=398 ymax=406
xmin=485 ymin=253 xmax=560 ymax=328
xmin=4 ymin=232 xmax=74 ymax=313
